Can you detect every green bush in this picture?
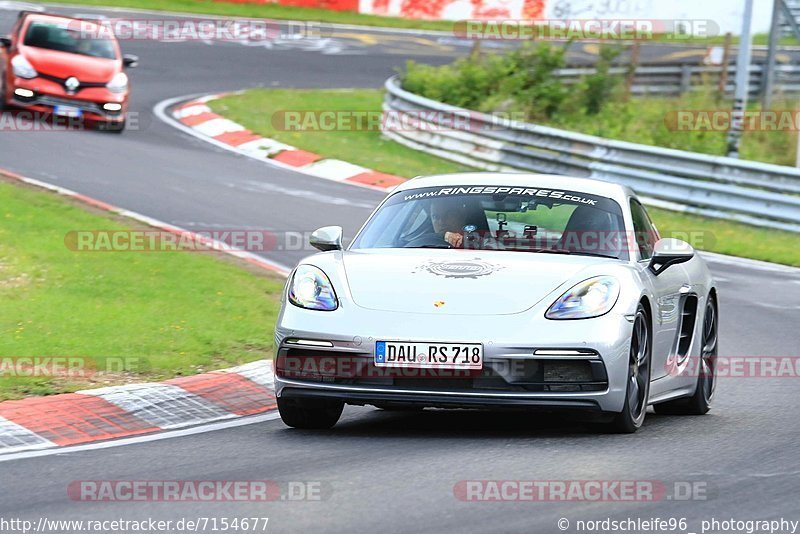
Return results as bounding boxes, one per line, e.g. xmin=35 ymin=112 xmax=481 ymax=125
xmin=403 ymin=42 xmax=624 ymax=121
xmin=499 ymin=43 xmax=569 ymax=119
xmin=400 ymin=43 xmax=798 ymax=166
xmin=579 ymin=45 xmax=622 ymax=115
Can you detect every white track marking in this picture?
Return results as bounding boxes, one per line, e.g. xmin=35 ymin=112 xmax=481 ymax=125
xmin=0 ymin=412 xmax=282 ymax=463
xmin=302 ymin=159 xmax=370 ymax=181
xmin=0 ymin=1 xmax=44 ymax=10
xmin=0 ymin=417 xmax=55 ymax=453
xmin=700 ymin=251 xmax=800 ymax=273
xmin=81 ymin=383 xmax=236 ymax=429
xmin=237 ymin=138 xmax=295 ymax=158
xmin=173 ymin=104 xmax=212 ymax=119
xmin=222 ymin=360 xmax=275 ymax=388
xmin=1 ymin=169 xmax=292 ymax=276
xmin=193 ymin=117 xmax=246 ymax=137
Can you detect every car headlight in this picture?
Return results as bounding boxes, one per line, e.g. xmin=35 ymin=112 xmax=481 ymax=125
xmin=545 ymin=276 xmax=620 ymax=320
xmin=288 ymin=265 xmax=338 ymax=311
xmin=106 ymin=72 xmax=128 ymax=94
xmin=11 ymin=55 xmax=37 ymax=79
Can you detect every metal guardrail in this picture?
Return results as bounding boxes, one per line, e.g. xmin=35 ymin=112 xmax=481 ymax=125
xmin=383 ymin=75 xmax=800 ymax=233
xmin=555 ymin=63 xmax=800 ymax=97
xmin=782 ymin=0 xmax=800 ymax=38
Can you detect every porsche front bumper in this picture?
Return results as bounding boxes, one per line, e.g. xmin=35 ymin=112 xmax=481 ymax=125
xmin=274 ymin=304 xmax=635 ymax=414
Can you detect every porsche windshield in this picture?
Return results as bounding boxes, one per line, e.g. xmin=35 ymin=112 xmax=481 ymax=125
xmin=24 ymin=22 xmax=118 ymax=60
xmin=351 ymin=185 xmax=628 ymax=259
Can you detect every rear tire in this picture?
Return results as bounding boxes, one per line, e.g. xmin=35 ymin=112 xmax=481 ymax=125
xmin=654 ymin=296 xmax=718 ymax=416
xmin=610 ymin=303 xmax=651 ymax=433
xmin=277 ymin=396 xmax=343 ymax=429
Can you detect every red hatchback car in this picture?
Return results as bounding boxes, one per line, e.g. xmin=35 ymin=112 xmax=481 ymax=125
xmin=0 ymin=11 xmax=138 ymax=131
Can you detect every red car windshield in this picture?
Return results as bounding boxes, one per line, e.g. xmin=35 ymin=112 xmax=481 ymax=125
xmin=24 ymin=21 xmax=117 ymax=60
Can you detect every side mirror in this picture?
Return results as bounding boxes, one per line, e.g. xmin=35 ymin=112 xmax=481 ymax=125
xmin=310 ymin=226 xmax=343 ymax=252
xmin=0 ymin=37 xmax=11 ymax=49
xmin=122 ymin=54 xmax=139 ymax=68
xmin=648 ymin=238 xmax=695 ymax=275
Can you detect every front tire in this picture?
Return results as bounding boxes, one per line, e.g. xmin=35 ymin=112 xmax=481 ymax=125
xmin=610 ymin=303 xmax=651 ymax=433
xmin=97 ymin=119 xmax=126 ymax=133
xmin=277 ymin=396 xmax=343 ymax=429
xmin=0 ymin=80 xmax=8 ymax=111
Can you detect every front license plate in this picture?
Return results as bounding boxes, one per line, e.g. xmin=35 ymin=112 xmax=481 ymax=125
xmin=53 ymin=105 xmax=83 ymax=118
xmin=375 ymin=341 xmax=483 ymax=370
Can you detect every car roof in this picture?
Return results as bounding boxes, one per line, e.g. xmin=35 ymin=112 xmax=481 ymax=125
xmin=393 ymin=173 xmax=635 ymax=205
xmin=22 ymin=12 xmax=104 ymax=31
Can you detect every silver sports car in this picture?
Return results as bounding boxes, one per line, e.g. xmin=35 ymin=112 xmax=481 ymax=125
xmin=273 ymin=173 xmax=719 ymax=433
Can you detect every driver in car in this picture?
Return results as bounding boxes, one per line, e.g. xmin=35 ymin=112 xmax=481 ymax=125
xmin=430 ymin=198 xmax=469 ymax=248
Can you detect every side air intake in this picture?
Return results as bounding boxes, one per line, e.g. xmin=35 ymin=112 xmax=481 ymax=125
xmin=677 ymin=295 xmax=699 ymax=359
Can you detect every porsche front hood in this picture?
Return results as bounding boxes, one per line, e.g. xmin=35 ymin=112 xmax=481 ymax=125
xmin=341 ymin=250 xmax=612 ymax=316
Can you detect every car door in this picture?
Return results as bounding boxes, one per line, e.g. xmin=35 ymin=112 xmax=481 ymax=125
xmin=630 ymin=199 xmax=689 ymax=379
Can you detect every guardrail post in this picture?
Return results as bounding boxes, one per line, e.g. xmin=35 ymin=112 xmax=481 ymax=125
xmin=719 ymin=32 xmax=733 ymax=97
xmin=763 ymin=0 xmax=782 ymax=109
xmin=469 ymin=39 xmax=482 ymax=60
xmin=679 ymin=66 xmax=692 ymax=95
xmin=624 ymin=40 xmax=641 ymax=101
xmin=727 ymin=0 xmax=755 ymax=158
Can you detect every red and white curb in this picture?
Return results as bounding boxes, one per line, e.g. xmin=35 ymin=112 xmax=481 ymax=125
xmin=159 ymin=93 xmax=407 ymax=191
xmin=0 ymin=167 xmax=288 ymax=456
xmin=0 ymin=361 xmax=276 ymax=455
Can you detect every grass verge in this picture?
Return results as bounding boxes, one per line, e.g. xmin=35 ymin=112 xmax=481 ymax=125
xmin=0 ymin=178 xmax=284 ymax=400
xmin=403 ymin=48 xmax=799 ymax=167
xmin=210 ymin=88 xmax=475 ymax=177
xmin=30 ymin=2 xmax=800 ymax=46
xmin=210 ymin=87 xmax=800 ymax=267
xmin=33 ymin=0 xmax=455 ymax=31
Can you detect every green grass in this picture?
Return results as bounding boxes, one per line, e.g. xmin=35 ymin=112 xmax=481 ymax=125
xmin=211 ymin=87 xmax=800 ymax=267
xmin=210 ymin=88 xmax=474 ymax=177
xmin=648 ymin=207 xmax=800 ymax=267
xmin=0 ymin=179 xmax=284 ymax=400
xmin=34 ymin=0 xmax=456 ymax=31
xmin=541 ymin=92 xmax=799 ymax=167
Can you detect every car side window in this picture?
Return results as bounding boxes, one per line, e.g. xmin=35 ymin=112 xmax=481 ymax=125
xmin=630 ymin=199 xmax=659 ymax=260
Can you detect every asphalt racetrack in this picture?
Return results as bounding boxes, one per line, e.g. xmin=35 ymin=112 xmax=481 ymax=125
xmin=1 ymin=4 xmax=799 ymax=533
